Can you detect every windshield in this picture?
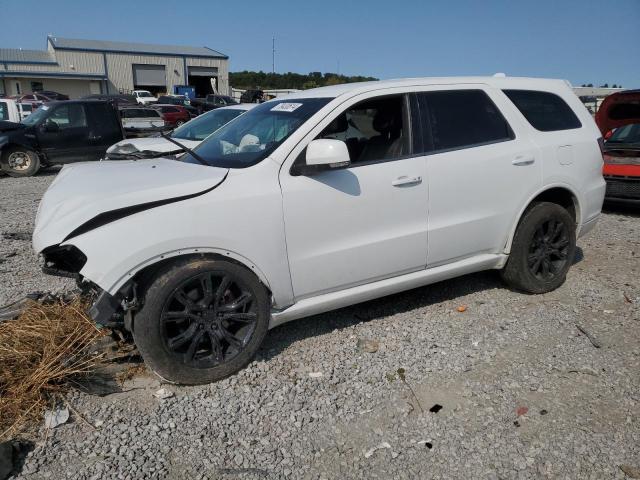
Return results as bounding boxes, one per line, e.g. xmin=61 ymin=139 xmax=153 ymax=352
xmin=182 ymin=98 xmax=330 ymax=168
xmin=172 ymin=108 xmax=247 ymax=141
xmin=607 ymin=123 xmax=640 ymax=145
xmin=138 ymin=91 xmax=153 ymax=98
xmin=21 ymin=104 xmax=50 ymax=126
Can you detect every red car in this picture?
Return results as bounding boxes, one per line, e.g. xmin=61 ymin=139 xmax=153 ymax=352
xmin=153 ymin=104 xmax=191 ymax=127
xmin=595 ymin=90 xmax=640 ymax=204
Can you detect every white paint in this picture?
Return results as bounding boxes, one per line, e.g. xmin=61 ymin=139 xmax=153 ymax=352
xmin=32 ymin=76 xmax=606 ymax=328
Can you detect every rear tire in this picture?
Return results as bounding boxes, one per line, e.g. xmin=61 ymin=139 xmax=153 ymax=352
xmin=134 ymin=257 xmax=270 ymax=385
xmin=1 ymin=147 xmax=40 ymax=177
xmin=500 ymin=202 xmax=576 ymax=294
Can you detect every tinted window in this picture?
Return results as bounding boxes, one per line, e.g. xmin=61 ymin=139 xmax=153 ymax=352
xmin=0 ymin=103 xmax=8 ymax=121
xmin=85 ymin=103 xmax=121 ymax=137
xmin=418 ymin=90 xmax=513 ymax=151
xmin=49 ymin=104 xmax=87 ymax=129
xmin=122 ymin=109 xmax=160 ymax=118
xmin=607 ymin=123 xmax=640 ymax=144
xmin=503 ymin=90 xmax=581 ymax=132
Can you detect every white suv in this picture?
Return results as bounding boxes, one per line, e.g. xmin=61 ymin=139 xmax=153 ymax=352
xmin=132 ymin=90 xmax=157 ymax=105
xmin=33 ymin=76 xmax=605 ymax=384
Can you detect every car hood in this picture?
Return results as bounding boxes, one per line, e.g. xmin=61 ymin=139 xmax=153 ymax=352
xmin=595 ymin=90 xmax=640 ymax=135
xmin=106 ymin=137 xmax=201 ymax=158
xmin=33 ymin=158 xmax=227 ymax=252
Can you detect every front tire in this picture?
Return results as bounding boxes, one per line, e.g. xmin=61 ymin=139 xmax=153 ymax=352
xmin=1 ymin=147 xmax=40 ymax=177
xmin=134 ymin=257 xmax=270 ymax=385
xmin=501 ymin=202 xmax=576 ymax=294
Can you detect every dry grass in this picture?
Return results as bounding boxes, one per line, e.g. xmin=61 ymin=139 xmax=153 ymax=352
xmin=0 ymin=298 xmax=105 ymax=441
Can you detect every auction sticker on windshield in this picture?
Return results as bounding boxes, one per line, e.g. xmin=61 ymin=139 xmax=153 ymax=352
xmin=271 ymin=103 xmax=303 ymax=112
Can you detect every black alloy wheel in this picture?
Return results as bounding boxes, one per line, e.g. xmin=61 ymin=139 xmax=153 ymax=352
xmin=161 ymin=272 xmax=257 ymax=368
xmin=527 ymin=218 xmax=570 ymax=280
xmin=134 ymin=258 xmax=270 ymax=384
xmin=500 ymin=202 xmax=576 ymax=294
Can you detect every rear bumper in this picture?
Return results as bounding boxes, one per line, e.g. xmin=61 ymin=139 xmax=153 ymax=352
xmin=604 ymin=175 xmax=640 ymax=202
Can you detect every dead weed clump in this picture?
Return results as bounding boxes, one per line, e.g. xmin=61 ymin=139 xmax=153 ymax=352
xmin=0 ymin=298 xmax=105 ymax=441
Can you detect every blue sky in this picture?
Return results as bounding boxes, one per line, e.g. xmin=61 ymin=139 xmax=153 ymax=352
xmin=1 ymin=0 xmax=638 ymax=87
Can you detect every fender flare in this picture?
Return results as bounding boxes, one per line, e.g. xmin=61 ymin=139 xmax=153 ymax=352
xmin=503 ymin=182 xmax=581 ymax=254
xmin=103 ymin=246 xmax=274 ymax=297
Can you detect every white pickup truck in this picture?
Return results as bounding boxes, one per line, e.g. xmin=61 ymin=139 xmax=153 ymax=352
xmin=0 ymin=99 xmax=33 ymax=123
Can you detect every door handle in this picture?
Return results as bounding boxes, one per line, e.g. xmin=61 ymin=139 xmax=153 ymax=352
xmin=88 ymin=135 xmax=103 ymax=142
xmin=512 ymin=155 xmax=535 ymax=166
xmin=392 ymin=175 xmax=422 ymax=187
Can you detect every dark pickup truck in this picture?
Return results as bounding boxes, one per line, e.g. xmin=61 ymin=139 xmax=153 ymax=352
xmin=189 ymin=94 xmax=238 ymax=113
xmin=0 ymin=100 xmax=124 ymax=177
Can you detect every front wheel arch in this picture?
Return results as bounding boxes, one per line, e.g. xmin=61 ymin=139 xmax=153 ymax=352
xmin=126 ymin=251 xmax=273 ymax=305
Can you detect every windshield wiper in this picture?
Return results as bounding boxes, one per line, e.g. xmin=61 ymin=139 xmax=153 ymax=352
xmin=160 ymin=132 xmax=208 ymax=166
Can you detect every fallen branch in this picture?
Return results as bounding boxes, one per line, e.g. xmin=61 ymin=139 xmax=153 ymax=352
xmin=575 ymin=324 xmax=601 ymax=348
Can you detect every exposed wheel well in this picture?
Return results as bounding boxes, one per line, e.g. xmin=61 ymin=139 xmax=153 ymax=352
xmin=527 ymin=187 xmax=578 ymax=222
xmin=505 ymin=187 xmax=579 ymax=253
xmin=130 ymin=253 xmax=270 ymax=300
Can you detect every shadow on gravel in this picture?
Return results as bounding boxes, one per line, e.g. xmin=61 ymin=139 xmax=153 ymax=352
xmin=260 ymin=246 xmax=588 ymax=360
xmin=259 ymin=270 xmax=503 ymax=361
xmin=0 ymin=166 xmax=61 ymax=180
xmin=602 ymin=201 xmax=640 ymax=218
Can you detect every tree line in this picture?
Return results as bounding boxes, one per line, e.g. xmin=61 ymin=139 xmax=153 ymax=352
xmin=580 ymin=83 xmax=623 ymax=88
xmin=229 ymin=71 xmax=378 ymax=90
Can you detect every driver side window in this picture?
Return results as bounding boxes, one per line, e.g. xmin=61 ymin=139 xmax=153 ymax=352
xmin=49 ymin=104 xmax=87 ymax=129
xmin=316 ymin=95 xmax=407 ymax=164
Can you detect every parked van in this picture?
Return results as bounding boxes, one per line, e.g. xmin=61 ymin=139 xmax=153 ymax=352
xmin=33 ymin=77 xmax=605 ymax=384
xmin=0 ymin=100 xmax=124 ymax=177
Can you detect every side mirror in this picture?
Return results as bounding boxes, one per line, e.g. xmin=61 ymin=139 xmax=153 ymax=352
xmin=295 ymin=139 xmax=350 ymax=175
xmin=43 ymin=121 xmax=59 ymax=133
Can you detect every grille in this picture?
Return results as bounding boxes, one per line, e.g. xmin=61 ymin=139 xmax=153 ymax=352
xmin=605 ymin=177 xmax=640 ymax=199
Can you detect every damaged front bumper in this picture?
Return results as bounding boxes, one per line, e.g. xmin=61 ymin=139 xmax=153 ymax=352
xmin=41 ymin=244 xmax=133 ymax=328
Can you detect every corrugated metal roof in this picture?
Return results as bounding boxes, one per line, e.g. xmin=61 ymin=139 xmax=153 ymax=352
xmin=0 ymin=48 xmax=56 ymax=63
xmin=48 ymin=36 xmax=227 ymax=58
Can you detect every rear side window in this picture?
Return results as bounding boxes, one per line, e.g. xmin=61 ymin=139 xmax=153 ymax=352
xmin=503 ymin=90 xmax=581 ymax=132
xmin=85 ymin=103 xmax=121 ymax=137
xmin=418 ymin=90 xmax=514 ymax=152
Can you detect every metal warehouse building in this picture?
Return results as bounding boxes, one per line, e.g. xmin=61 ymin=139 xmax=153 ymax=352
xmin=0 ymin=35 xmax=229 ymax=99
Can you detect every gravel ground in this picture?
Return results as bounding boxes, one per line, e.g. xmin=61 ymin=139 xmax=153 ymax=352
xmin=1 ymin=172 xmax=639 ymax=480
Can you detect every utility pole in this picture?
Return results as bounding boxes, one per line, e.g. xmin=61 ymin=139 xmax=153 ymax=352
xmin=272 ymin=37 xmax=275 ymax=74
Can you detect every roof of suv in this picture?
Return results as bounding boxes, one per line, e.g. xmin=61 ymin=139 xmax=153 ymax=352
xmin=283 ymin=76 xmax=573 ymax=99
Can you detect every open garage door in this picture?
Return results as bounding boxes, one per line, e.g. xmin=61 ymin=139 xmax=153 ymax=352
xmin=132 ymin=64 xmax=166 ymax=95
xmin=188 ymin=66 xmax=218 ymax=97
